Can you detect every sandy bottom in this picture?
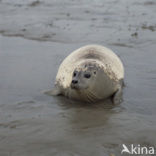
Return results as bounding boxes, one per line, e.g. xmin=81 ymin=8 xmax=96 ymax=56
xmin=0 ymin=0 xmax=156 ymax=156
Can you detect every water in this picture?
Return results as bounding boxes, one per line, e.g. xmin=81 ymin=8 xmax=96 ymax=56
xmin=0 ymin=0 xmax=156 ymax=155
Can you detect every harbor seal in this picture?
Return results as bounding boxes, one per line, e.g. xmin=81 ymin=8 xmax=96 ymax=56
xmin=46 ymin=45 xmax=124 ymax=103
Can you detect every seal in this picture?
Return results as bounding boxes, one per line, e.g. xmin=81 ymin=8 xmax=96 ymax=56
xmin=46 ymin=45 xmax=124 ymax=104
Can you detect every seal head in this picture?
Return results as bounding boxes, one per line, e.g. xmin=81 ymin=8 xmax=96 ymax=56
xmin=67 ymin=60 xmax=111 ymax=102
xmin=71 ymin=61 xmax=98 ymax=91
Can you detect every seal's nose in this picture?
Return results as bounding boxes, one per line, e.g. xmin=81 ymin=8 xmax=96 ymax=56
xmin=72 ymin=80 xmax=78 ymax=84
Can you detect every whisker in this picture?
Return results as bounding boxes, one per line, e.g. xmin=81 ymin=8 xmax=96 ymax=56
xmin=85 ymin=92 xmax=93 ymax=102
xmin=88 ymin=91 xmax=97 ymax=101
xmin=87 ymin=91 xmax=95 ymax=102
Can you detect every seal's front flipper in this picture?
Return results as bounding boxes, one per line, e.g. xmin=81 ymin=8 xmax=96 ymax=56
xmin=112 ymin=87 xmax=123 ymax=104
xmin=44 ymin=86 xmax=61 ymax=96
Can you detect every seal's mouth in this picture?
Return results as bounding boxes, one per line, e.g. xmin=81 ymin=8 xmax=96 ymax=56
xmin=70 ymin=83 xmax=89 ymax=90
xmin=70 ymin=83 xmax=79 ymax=90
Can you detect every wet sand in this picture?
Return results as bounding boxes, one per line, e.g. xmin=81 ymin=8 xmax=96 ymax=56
xmin=0 ymin=0 xmax=156 ymax=156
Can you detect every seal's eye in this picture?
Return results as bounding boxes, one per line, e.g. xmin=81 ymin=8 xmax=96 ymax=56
xmin=84 ymin=73 xmax=91 ymax=79
xmin=73 ymin=72 xmax=76 ymax=77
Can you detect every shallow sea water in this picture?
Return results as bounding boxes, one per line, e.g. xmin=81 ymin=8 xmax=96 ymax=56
xmin=0 ymin=0 xmax=156 ymax=156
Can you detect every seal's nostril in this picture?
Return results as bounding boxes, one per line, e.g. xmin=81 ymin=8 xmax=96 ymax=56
xmin=72 ymin=80 xmax=78 ymax=84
